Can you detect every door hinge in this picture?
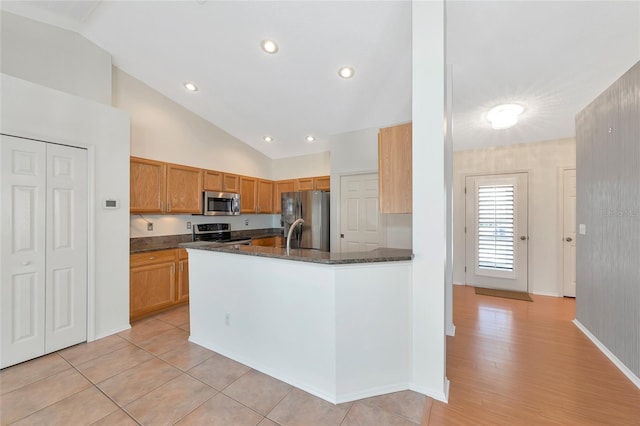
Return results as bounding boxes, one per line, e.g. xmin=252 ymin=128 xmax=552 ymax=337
xmin=464 ymin=187 xmax=467 ymax=194
xmin=464 ymin=266 xmax=467 ymax=272
xmin=464 ymin=226 xmax=466 ymax=234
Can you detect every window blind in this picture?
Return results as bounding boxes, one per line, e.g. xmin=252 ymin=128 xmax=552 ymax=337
xmin=477 ymin=184 xmax=514 ymax=271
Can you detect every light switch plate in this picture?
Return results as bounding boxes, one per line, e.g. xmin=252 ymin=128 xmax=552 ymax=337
xmin=579 ymin=224 xmax=586 ymax=235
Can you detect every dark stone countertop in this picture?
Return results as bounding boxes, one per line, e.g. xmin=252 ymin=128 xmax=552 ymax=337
xmin=130 ymin=228 xmax=283 ymax=253
xmin=179 ymin=242 xmax=413 ymax=265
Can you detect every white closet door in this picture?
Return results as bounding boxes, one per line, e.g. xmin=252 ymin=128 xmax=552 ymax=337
xmin=1 ymin=136 xmax=47 ymax=368
xmin=45 ymin=143 xmax=87 ymax=353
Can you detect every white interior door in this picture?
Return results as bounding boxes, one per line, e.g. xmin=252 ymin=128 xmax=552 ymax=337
xmin=1 ymin=135 xmax=88 ymax=368
xmin=45 ymin=143 xmax=88 ymax=353
xmin=465 ymin=173 xmax=529 ymax=292
xmin=562 ymin=169 xmax=577 ymax=297
xmin=1 ymin=136 xmax=47 ymax=368
xmin=340 ymin=173 xmax=384 ymax=252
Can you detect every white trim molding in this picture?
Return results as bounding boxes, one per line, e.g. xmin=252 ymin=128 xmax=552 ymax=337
xmin=573 ymin=319 xmax=640 ymax=390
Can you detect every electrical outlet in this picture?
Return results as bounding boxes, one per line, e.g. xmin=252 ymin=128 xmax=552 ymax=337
xmin=147 ymin=222 xmax=153 ymax=231
xmin=187 ymin=221 xmax=192 ymax=229
xmin=244 ymin=219 xmax=249 ymax=226
xmin=225 ymin=313 xmax=231 ymax=326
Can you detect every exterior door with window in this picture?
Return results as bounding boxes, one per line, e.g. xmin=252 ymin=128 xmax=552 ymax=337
xmin=465 ymin=173 xmax=528 ymax=292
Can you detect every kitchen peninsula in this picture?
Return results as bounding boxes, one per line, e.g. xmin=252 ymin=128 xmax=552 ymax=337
xmin=181 ymin=243 xmax=413 ymax=404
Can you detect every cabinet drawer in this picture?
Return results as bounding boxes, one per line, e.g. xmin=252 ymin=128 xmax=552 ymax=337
xmin=130 ymin=249 xmax=177 ymax=267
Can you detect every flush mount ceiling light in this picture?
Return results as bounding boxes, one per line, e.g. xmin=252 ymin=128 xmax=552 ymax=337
xmin=183 ymin=82 xmax=199 ymax=92
xmin=261 ymin=40 xmax=278 ymax=54
xmin=305 ymin=135 xmax=316 ymax=143
xmin=338 ymin=66 xmax=355 ymax=79
xmin=487 ymin=103 xmax=524 ymax=129
xmin=263 ymin=136 xmax=274 ymax=143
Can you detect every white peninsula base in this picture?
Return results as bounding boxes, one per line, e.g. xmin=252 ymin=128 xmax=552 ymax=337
xmin=187 ymin=248 xmax=413 ymax=404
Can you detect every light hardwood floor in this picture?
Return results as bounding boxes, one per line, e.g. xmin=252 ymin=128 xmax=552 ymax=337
xmin=425 ymin=285 xmax=640 ymax=425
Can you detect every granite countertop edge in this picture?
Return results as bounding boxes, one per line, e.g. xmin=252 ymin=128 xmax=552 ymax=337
xmin=180 ymin=242 xmax=413 ymax=265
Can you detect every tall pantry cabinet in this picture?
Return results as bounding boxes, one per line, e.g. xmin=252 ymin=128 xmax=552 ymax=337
xmin=1 ymin=135 xmax=88 ymax=368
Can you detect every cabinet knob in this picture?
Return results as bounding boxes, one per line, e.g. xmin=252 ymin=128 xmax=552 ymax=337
xmin=22 ymin=260 xmax=31 ymax=266
xmin=148 ymin=256 xmax=155 ymax=260
xmin=565 ymin=237 xmax=573 ymax=242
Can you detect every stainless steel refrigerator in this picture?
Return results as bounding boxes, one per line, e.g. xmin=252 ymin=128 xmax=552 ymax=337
xmin=281 ymin=191 xmax=330 ymax=251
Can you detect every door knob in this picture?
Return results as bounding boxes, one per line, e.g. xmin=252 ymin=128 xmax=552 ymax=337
xmin=565 ymin=237 xmax=573 ymax=242
xmin=520 ymin=236 xmax=527 ymax=241
xmin=340 ymin=234 xmax=344 ymax=238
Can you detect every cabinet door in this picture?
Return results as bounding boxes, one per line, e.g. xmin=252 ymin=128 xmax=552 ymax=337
xmin=178 ymin=260 xmax=189 ymax=303
xmin=251 ymin=236 xmax=276 ymax=247
xmin=166 ymin=163 xmax=202 ymax=213
xmin=240 ymin=176 xmax=257 ymax=213
xmin=177 ymin=249 xmax=189 ymax=303
xmin=274 ymin=180 xmax=295 ymax=213
xmin=314 ymin=176 xmax=331 ymax=191
xmin=130 ymin=262 xmax=176 ymax=319
xmin=257 ymin=179 xmax=274 ymax=213
xmin=203 ymin=170 xmax=223 ymax=191
xmin=296 ymin=178 xmax=314 ymax=191
xmin=131 ymin=157 xmax=165 ymax=213
xmin=223 ymin=173 xmax=240 ymax=192
xmin=378 ymin=123 xmax=412 ymax=213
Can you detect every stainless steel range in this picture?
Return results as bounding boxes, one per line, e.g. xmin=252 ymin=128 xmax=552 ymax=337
xmin=192 ymin=223 xmax=251 ymax=245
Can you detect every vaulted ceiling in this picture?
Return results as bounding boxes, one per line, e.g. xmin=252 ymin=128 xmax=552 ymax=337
xmin=2 ymin=1 xmax=639 ymax=158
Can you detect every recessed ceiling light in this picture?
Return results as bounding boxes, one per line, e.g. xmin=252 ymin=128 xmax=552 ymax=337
xmin=305 ymin=135 xmax=316 ymax=143
xmin=338 ymin=66 xmax=355 ymax=79
xmin=261 ymin=40 xmax=278 ymax=54
xmin=183 ymin=82 xmax=199 ymax=92
xmin=487 ymin=103 xmax=524 ymax=129
xmin=263 ymin=136 xmax=273 ymax=143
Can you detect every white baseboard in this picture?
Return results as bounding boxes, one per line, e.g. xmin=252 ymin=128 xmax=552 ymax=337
xmin=446 ymin=324 xmax=456 ymax=337
xmin=91 ymin=324 xmax=131 ymax=342
xmin=409 ymin=377 xmax=449 ymax=403
xmin=530 ymin=290 xmax=562 ymax=297
xmin=573 ymin=319 xmax=640 ymax=390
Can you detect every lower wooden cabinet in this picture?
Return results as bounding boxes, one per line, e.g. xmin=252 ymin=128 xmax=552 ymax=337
xmin=130 ymin=248 xmax=188 ymax=321
xmin=251 ymin=236 xmax=285 ymax=247
xmin=177 ymin=249 xmax=189 ymax=303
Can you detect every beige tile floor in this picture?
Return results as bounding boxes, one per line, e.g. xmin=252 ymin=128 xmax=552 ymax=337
xmin=0 ymin=305 xmax=428 ymax=425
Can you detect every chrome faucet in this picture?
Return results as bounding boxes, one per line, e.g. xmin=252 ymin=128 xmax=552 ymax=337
xmin=286 ymin=218 xmax=305 ymax=255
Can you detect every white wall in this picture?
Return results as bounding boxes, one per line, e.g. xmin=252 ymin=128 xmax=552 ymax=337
xmin=1 ymin=74 xmax=131 ymax=340
xmin=329 ymin=127 xmax=413 ymax=252
xmin=0 ymin=11 xmax=112 ymax=105
xmin=453 ymin=137 xmax=576 ymax=296
xmin=113 ymin=67 xmax=272 ymax=179
xmin=411 ymin=1 xmax=448 ymax=401
xmin=271 ymin=152 xmax=330 ymax=180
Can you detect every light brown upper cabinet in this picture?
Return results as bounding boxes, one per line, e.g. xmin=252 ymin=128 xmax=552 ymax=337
xmin=166 ymin=163 xmax=202 ymax=213
xmin=223 ymin=173 xmax=240 ymax=192
xmin=314 ymin=176 xmax=331 ymax=191
xmin=131 ymin=157 xmax=201 ymax=214
xmin=131 ymin=157 xmax=166 ymax=213
xmin=257 ymin=179 xmax=274 ymax=213
xmin=274 ymin=180 xmax=295 ymax=213
xmin=378 ymin=123 xmax=412 ymax=213
xmin=296 ymin=178 xmax=314 ymax=191
xmin=240 ymin=176 xmax=257 ymax=213
xmin=203 ymin=169 xmax=223 ymax=191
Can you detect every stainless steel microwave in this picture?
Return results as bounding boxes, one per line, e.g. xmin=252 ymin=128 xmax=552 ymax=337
xmin=202 ymin=192 xmax=240 ymax=215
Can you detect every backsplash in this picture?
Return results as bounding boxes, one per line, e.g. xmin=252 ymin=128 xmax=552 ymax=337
xmin=130 ymin=214 xmax=281 ymax=238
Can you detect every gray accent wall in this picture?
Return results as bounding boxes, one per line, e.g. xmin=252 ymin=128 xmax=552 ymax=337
xmin=575 ymin=61 xmax=640 ymax=378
